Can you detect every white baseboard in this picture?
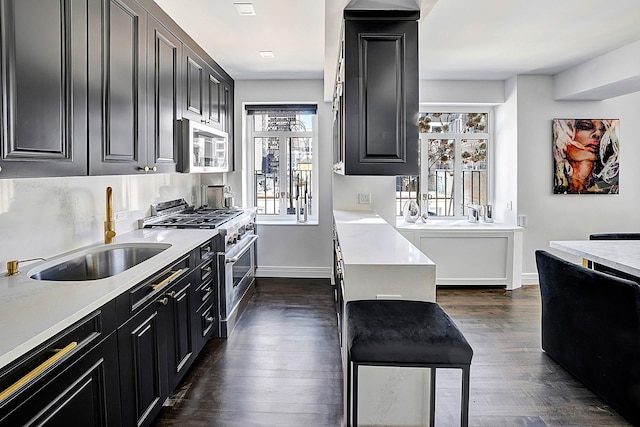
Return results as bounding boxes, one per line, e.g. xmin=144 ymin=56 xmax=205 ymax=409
xmin=521 ymin=272 xmax=539 ymax=286
xmin=256 ymin=266 xmax=332 ymax=279
xmin=436 ymin=277 xmax=509 ymax=287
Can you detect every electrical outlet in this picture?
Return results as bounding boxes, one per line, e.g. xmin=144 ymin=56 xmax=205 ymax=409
xmin=517 ymin=214 xmax=528 ymax=227
xmin=114 ymin=211 xmax=128 ymax=221
xmin=357 ymin=193 xmax=371 ymax=205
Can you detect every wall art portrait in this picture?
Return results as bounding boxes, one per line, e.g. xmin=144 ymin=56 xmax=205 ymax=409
xmin=552 ymin=118 xmax=620 ymax=194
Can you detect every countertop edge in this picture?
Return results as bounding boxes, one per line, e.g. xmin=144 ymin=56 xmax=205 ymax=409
xmin=0 ymin=228 xmax=218 ymax=369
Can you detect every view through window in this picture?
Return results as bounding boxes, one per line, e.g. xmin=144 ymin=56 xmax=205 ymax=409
xmin=249 ymin=108 xmax=316 ymax=220
xmin=397 ymin=112 xmax=489 ymax=217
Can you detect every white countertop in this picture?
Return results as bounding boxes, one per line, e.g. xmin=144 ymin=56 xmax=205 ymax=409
xmin=334 ymin=210 xmax=434 ymax=267
xmin=396 ymin=218 xmax=522 ymax=231
xmin=0 ymin=228 xmax=218 ymax=369
xmin=550 ymin=240 xmax=640 ymax=278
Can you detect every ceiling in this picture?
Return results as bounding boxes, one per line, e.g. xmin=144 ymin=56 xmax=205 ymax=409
xmin=155 ymin=0 xmax=640 ymax=90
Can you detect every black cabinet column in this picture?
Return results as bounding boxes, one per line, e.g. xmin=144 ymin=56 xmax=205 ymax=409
xmin=88 ymin=0 xmax=147 ymax=175
xmin=0 ymin=0 xmax=88 ymax=177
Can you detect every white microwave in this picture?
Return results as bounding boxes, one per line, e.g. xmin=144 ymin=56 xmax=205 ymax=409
xmin=180 ymin=119 xmax=230 ymax=173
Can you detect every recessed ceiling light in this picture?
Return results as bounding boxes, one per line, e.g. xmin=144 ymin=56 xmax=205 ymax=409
xmin=233 ymin=2 xmax=256 ymax=16
xmin=259 ymin=51 xmax=275 ymax=59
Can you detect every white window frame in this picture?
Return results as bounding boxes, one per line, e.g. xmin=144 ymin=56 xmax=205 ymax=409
xmin=242 ymin=106 xmax=318 ymax=225
xmin=417 ymin=107 xmax=493 ymax=220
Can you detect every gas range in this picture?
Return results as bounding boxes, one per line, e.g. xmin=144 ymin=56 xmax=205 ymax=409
xmin=139 ymin=199 xmax=258 ymax=338
xmin=140 ymin=199 xmax=243 ymax=229
xmin=139 ymin=199 xmax=257 ymax=253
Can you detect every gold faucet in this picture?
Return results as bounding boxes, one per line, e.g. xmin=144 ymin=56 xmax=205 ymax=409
xmin=104 ymin=186 xmax=116 ymax=244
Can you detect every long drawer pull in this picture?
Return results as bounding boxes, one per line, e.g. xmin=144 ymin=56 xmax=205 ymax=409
xmin=150 ymin=269 xmax=183 ymax=291
xmin=0 ymin=341 xmax=78 ymax=403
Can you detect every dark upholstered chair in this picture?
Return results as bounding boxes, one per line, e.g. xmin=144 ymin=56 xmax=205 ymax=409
xmin=345 ymin=300 xmax=473 ymax=427
xmin=535 ymin=250 xmax=640 ymax=425
xmin=588 ymin=233 xmax=640 ymax=282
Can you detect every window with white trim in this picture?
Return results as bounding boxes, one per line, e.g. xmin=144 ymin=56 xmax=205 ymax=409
xmin=246 ymin=105 xmax=317 ymax=222
xmin=396 ymin=111 xmax=491 ymax=218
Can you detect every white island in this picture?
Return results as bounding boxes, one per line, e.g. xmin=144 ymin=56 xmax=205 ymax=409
xmin=333 ymin=209 xmax=437 ymax=426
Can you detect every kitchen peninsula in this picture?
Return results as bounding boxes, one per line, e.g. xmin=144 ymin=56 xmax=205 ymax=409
xmin=333 ymin=209 xmax=436 ymax=425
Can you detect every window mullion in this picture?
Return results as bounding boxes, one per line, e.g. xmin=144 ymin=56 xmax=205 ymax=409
xmin=455 ymin=135 xmax=463 ymax=217
xmin=280 ymin=136 xmax=288 ymax=217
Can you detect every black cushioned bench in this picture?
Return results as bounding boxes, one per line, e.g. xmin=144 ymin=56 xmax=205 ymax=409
xmin=345 ymin=300 xmax=473 ymax=427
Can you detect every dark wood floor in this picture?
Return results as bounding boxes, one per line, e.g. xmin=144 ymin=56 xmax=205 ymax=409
xmin=153 ymin=279 xmax=632 ymax=426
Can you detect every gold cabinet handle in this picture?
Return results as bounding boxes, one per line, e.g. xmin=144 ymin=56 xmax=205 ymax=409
xmin=204 ymin=266 xmax=212 ymax=273
xmin=151 ymin=166 xmax=157 ymax=172
xmin=166 ymin=291 xmax=177 ymax=299
xmin=157 ymin=297 xmax=169 ymax=306
xmin=202 ymin=286 xmax=212 ymax=293
xmin=150 ymin=269 xmax=183 ymax=291
xmin=0 ymin=341 xmax=78 ymax=403
xmin=139 ymin=166 xmax=150 ymax=172
xmin=203 ymin=246 xmax=211 ymax=253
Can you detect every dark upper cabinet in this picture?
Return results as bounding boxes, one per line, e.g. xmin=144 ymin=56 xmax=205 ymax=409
xmin=182 ymin=45 xmax=233 ymax=134
xmin=335 ymin=10 xmax=419 ymax=175
xmin=147 ymin=15 xmax=181 ymax=174
xmin=0 ymin=0 xmax=88 ymax=178
xmin=221 ymin=79 xmax=234 ymax=170
xmin=88 ymin=0 xmax=149 ymax=175
xmin=1 ymin=0 xmax=233 ymax=178
xmin=183 ymin=45 xmax=205 ymax=122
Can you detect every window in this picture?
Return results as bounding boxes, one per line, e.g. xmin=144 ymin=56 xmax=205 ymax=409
xmin=247 ymin=105 xmax=317 ymax=222
xmin=396 ymin=111 xmax=490 ymax=217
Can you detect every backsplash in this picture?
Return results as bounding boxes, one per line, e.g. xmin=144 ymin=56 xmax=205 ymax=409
xmin=0 ymin=174 xmax=201 ymax=269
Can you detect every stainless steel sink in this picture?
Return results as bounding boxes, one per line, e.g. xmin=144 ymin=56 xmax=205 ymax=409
xmin=30 ymin=243 xmax=171 ymax=281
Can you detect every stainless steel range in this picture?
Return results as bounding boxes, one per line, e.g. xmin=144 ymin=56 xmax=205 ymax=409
xmin=140 ymin=199 xmax=258 ymax=337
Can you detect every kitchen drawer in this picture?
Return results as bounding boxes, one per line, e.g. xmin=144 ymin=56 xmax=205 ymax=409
xmin=197 ymin=277 xmax=215 ymax=303
xmin=0 ymin=301 xmax=117 ymax=418
xmin=200 ymin=258 xmax=214 ymax=283
xmin=194 ymin=302 xmax=218 ymax=351
xmin=116 ymin=254 xmax=192 ymax=320
xmin=198 ymin=239 xmax=215 ymax=263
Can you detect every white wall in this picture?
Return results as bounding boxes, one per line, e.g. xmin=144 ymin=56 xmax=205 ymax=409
xmin=493 ymin=77 xmax=519 ymax=225
xmin=0 ymin=173 xmax=200 ymax=268
xmin=514 ymin=75 xmax=640 ymax=277
xmin=332 ymin=175 xmax=397 ymax=224
xmin=232 ymin=80 xmax=333 ymax=278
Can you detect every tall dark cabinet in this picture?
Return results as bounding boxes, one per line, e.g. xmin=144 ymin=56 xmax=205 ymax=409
xmin=147 ymin=15 xmax=181 ymax=174
xmin=333 ymin=10 xmax=419 ymax=175
xmin=0 ymin=0 xmax=88 ymax=178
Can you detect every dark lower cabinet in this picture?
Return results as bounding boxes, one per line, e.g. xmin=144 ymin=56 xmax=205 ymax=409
xmin=0 ymin=0 xmax=88 ymax=178
xmin=118 ymin=298 xmax=169 ymax=427
xmin=165 ymin=276 xmax=195 ymax=392
xmin=0 ymin=306 xmax=120 ymax=427
xmin=0 ymin=245 xmax=220 ymax=427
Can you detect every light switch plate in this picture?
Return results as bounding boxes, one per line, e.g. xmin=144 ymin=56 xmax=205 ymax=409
xmin=358 ymin=193 xmax=371 ymax=204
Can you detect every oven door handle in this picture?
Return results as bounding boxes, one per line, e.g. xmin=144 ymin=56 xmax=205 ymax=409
xmin=224 ymin=234 xmax=259 ymax=263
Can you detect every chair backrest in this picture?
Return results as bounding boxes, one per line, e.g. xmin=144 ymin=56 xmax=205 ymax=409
xmin=535 ymin=250 xmax=640 ymax=424
xmin=535 ymin=250 xmax=640 ymax=353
